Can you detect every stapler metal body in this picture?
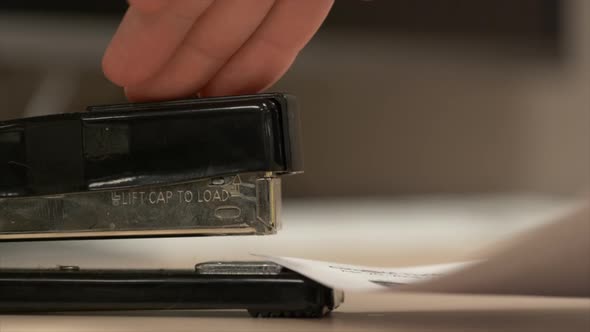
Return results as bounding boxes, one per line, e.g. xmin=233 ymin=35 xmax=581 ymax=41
xmin=0 ymin=94 xmax=302 ymax=240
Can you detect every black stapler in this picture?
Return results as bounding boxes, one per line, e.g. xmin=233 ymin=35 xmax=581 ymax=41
xmin=0 ymin=94 xmax=345 ymax=318
xmin=0 ymin=93 xmax=302 ymax=241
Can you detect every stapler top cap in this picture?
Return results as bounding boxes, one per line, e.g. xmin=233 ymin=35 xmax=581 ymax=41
xmin=0 ymin=93 xmax=302 ymax=198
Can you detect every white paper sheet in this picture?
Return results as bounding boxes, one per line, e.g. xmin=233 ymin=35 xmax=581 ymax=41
xmin=259 ymin=200 xmax=590 ymax=297
xmin=257 ymin=254 xmax=473 ymax=291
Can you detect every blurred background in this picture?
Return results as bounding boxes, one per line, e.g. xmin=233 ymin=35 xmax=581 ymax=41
xmin=0 ymin=0 xmax=588 ymax=198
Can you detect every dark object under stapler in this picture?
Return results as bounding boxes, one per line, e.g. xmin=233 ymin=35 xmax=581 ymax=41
xmin=0 ymin=261 xmax=343 ymax=318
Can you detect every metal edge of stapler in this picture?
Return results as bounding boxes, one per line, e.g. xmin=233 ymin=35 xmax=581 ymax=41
xmin=0 ymin=93 xmax=302 ymax=241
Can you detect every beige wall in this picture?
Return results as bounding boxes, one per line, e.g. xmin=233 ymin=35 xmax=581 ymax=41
xmin=278 ymin=0 xmax=588 ymax=197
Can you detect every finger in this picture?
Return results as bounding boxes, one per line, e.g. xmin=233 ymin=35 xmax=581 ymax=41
xmin=102 ymin=0 xmax=214 ymax=87
xmin=200 ymin=0 xmax=334 ymax=97
xmin=125 ymin=0 xmax=275 ymax=102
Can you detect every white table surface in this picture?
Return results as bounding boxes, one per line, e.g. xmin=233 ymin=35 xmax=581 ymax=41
xmin=1 ymin=194 xmax=588 ymax=332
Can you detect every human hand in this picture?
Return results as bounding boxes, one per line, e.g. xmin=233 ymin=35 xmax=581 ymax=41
xmin=102 ymin=0 xmax=333 ymax=101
